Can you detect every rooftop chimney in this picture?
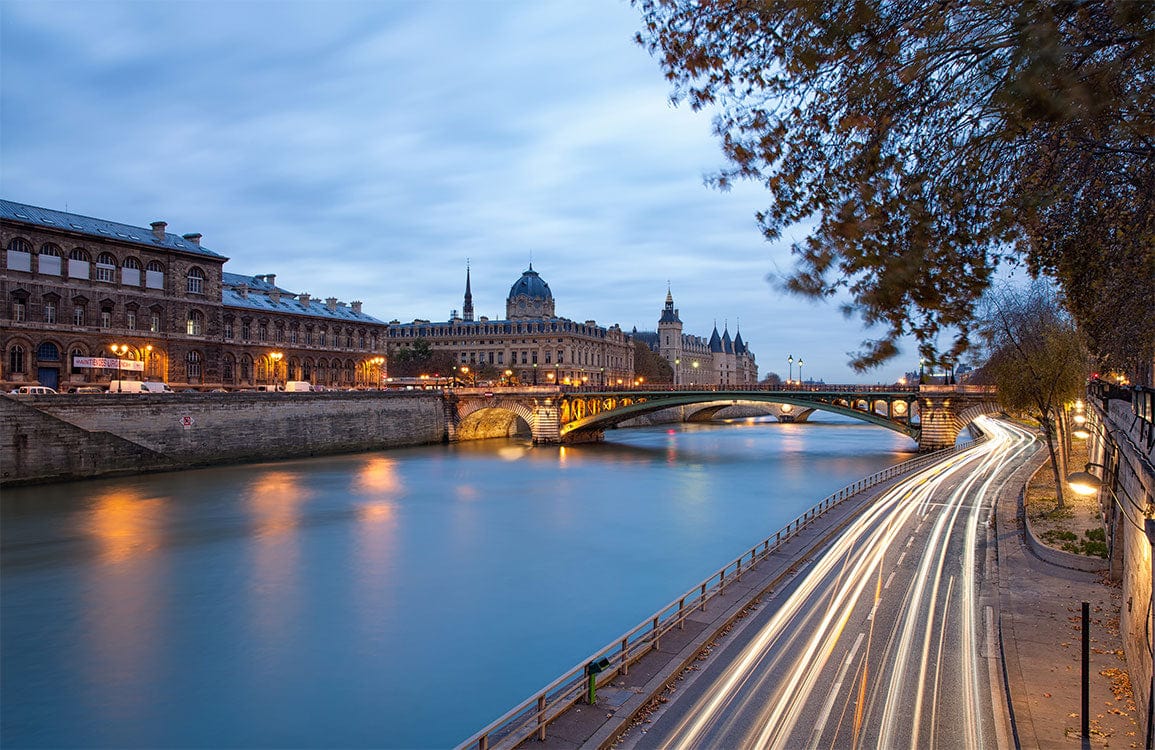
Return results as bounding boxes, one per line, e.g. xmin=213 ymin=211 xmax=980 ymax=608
xmin=182 ymin=232 xmax=202 ymax=246
xmin=238 ymin=285 xmax=248 ymax=299
xmin=351 ymin=301 xmax=362 ymax=314
xmin=326 ymin=297 xmax=338 ymax=311
xmin=265 ymin=274 xmax=275 ymax=287
xmin=150 ymin=221 xmax=167 ymax=240
xmin=270 ymin=290 xmax=281 ymax=304
xmin=299 ymin=293 xmax=311 ymax=307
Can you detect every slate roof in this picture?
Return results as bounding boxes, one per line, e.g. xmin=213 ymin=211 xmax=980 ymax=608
xmin=222 ymin=273 xmax=385 ymax=324
xmin=0 ymin=199 xmax=227 ymax=260
xmin=508 ymin=264 xmax=553 ymax=300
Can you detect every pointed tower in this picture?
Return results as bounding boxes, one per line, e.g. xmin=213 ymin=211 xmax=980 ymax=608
xmin=658 ymin=285 xmax=684 ymax=384
xmin=462 ymin=264 xmax=474 ymax=322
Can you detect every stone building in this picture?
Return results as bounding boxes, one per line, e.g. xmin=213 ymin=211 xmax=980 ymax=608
xmin=1 ymin=199 xmax=389 ymax=391
xmin=386 ymin=265 xmax=634 ymax=387
xmin=635 ymin=288 xmax=758 ymax=386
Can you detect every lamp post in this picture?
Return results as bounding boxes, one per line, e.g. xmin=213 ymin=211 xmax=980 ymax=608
xmin=533 ymin=363 xmax=538 ymax=385
xmin=270 ymin=351 xmax=283 ymax=390
xmin=110 ymin=343 xmax=128 ymax=390
xmin=370 ymin=356 xmax=385 ymax=389
xmin=144 ymin=344 xmax=153 ymax=381
xmin=798 ymin=358 xmax=804 ymax=385
xmin=788 ymin=354 xmax=794 ymax=385
xmin=692 ymin=359 xmax=699 ymax=386
xmin=504 ymin=369 xmax=513 ymax=386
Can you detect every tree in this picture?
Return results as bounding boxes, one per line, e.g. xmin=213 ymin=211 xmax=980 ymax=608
xmin=761 ymin=371 xmax=783 ymax=386
xmin=978 ymin=283 xmax=1088 ymax=508
xmin=388 ymin=339 xmax=457 ymax=378
xmin=634 ymin=340 xmax=675 ymax=383
xmin=635 ymin=0 xmax=1154 ymax=377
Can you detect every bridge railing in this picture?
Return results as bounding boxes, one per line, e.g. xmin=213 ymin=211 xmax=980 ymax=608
xmin=456 ymin=435 xmax=988 ymax=750
xmin=556 ymin=383 xmax=920 ymax=394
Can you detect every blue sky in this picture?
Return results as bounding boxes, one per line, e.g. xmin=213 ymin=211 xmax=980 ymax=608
xmin=1 ymin=0 xmax=922 ymax=383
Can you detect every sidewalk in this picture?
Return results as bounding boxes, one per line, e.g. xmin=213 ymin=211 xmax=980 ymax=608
xmin=994 ymin=458 xmax=1140 ymax=748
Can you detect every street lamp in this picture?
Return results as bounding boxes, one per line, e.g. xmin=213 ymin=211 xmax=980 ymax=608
xmin=798 ymin=358 xmax=804 ymax=385
xmin=788 ymin=354 xmax=793 ymax=384
xmin=144 ymin=344 xmax=153 ymax=380
xmin=461 ymin=365 xmax=470 ymax=386
xmin=504 ymin=369 xmax=513 ymax=386
xmin=270 ymin=351 xmax=283 ymax=390
xmin=110 ymin=343 xmax=129 ymax=390
xmin=370 ymin=356 xmax=385 ymax=389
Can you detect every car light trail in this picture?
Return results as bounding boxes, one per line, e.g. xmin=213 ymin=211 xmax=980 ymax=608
xmin=644 ymin=417 xmax=1039 ymax=750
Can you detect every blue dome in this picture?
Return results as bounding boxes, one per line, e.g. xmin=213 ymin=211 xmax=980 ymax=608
xmin=508 ymin=265 xmax=552 ymax=300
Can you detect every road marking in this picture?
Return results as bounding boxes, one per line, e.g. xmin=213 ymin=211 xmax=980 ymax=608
xmin=883 ymin=571 xmax=896 ymax=590
xmin=807 ymin=631 xmax=866 ymax=750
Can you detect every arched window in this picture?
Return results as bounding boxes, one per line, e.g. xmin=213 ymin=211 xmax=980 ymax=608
xmin=240 ymin=354 xmax=253 ymax=381
xmin=95 ymin=252 xmax=117 ymax=283
xmin=68 ymin=248 xmax=91 ymax=280
xmin=9 ymin=344 xmax=25 ymax=374
xmin=6 ymin=238 xmax=32 ymax=272
xmin=145 ymin=260 xmax=164 ymax=290
xmin=37 ymin=342 xmax=60 ymax=361
xmin=186 ymin=310 xmax=204 ymax=336
xmin=70 ymin=348 xmax=84 ymax=374
xmin=121 ymin=256 xmax=142 ymax=286
xmin=187 ymin=267 xmax=205 ymax=295
xmin=222 ymin=354 xmax=235 ymax=382
xmin=186 ymin=350 xmax=202 ymax=380
xmin=38 ymin=243 xmax=62 ymax=276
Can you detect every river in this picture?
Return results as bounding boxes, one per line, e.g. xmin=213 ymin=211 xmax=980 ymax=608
xmin=1 ymin=416 xmax=914 ymax=748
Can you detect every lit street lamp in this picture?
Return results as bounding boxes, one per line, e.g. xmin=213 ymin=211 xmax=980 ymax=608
xmin=270 ymin=351 xmax=283 ymax=390
xmin=788 ymin=354 xmax=793 ymax=384
xmin=798 ymin=358 xmax=804 ymax=385
xmin=370 ymin=356 xmax=385 ymax=389
xmin=110 ymin=343 xmax=129 ymax=391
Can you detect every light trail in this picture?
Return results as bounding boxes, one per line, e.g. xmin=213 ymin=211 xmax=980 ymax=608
xmin=645 ymin=417 xmax=1039 ymax=750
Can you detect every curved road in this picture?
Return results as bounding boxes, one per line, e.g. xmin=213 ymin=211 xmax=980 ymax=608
xmin=623 ymin=416 xmax=1040 ymax=750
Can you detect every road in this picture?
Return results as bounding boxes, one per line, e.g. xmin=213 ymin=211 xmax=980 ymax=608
xmin=623 ymin=416 xmax=1041 ymax=750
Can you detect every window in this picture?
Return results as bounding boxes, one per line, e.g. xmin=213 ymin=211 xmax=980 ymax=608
xmin=274 ymin=326 xmax=284 ymax=343
xmin=96 ymin=253 xmax=117 ymax=283
xmin=358 ymin=332 xmax=366 ymax=349
xmin=222 ymin=356 xmax=234 ymax=381
xmin=146 ymin=260 xmax=164 ymax=290
xmin=127 ymin=310 xmax=137 ymax=330
xmin=6 ymin=238 xmax=32 ymax=272
xmin=187 ymin=267 xmax=205 ymax=295
xmin=319 ymin=329 xmax=327 ymax=347
xmin=290 ymin=328 xmax=298 ymax=345
xmin=224 ymin=320 xmax=234 ymax=339
xmin=9 ymin=345 xmax=25 ymax=373
xmin=71 ymin=348 xmax=83 ymax=374
xmin=122 ymin=257 xmax=142 ymax=286
xmin=258 ymin=323 xmax=268 ymax=342
xmin=150 ymin=311 xmax=161 ymax=332
xmin=73 ymin=305 xmax=85 ymax=326
xmin=37 ymin=342 xmax=60 ymax=361
xmin=241 ymin=322 xmax=251 ymax=341
xmin=68 ymin=248 xmax=90 ymax=280
xmin=240 ymin=355 xmax=252 ymax=381
xmin=186 ymin=350 xmax=202 ymax=380
xmin=187 ymin=310 xmax=204 ymax=336
xmin=100 ymin=309 xmax=111 ymax=328
xmin=39 ymin=244 xmax=62 ymax=276
xmin=44 ymin=301 xmax=57 ymax=324
xmin=13 ymin=300 xmax=26 ymax=322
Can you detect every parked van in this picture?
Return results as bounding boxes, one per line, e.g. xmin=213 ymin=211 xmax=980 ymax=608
xmin=107 ymin=380 xmax=174 ymax=394
xmin=9 ymin=385 xmax=57 ymax=395
xmin=283 ymin=381 xmax=313 ymax=392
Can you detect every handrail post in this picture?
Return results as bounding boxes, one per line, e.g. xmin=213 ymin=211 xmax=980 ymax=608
xmin=679 ymin=597 xmax=686 ymax=629
xmin=652 ymin=616 xmax=660 ymax=650
xmin=536 ymin=695 xmax=546 ymax=741
xmin=620 ymin=638 xmax=629 ymax=676
xmin=700 ymin=582 xmax=707 ymax=611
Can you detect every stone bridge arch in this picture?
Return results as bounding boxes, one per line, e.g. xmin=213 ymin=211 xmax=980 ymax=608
xmin=683 ymin=400 xmax=817 ymax=423
xmin=454 ymin=399 xmax=536 ymax=441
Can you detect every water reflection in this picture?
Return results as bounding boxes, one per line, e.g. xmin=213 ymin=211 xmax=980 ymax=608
xmin=2 ymin=418 xmax=912 ymax=749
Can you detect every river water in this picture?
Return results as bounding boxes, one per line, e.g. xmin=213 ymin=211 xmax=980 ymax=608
xmin=1 ymin=416 xmax=913 ymax=748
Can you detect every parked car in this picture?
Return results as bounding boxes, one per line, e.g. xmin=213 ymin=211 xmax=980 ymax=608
xmin=74 ymin=386 xmax=105 ymax=394
xmin=283 ymin=381 xmax=313 ymax=392
xmin=107 ymin=380 xmax=175 ymax=394
xmin=9 ymin=385 xmax=57 ymax=395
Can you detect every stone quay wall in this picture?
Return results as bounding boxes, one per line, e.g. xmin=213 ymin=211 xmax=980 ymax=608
xmin=1 ymin=392 xmax=446 ymax=486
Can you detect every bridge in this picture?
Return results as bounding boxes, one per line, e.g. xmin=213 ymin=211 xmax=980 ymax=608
xmin=446 ymin=383 xmax=1000 ymax=452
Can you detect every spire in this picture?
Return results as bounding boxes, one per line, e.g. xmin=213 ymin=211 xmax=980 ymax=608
xmin=660 ymin=285 xmax=681 ymax=324
xmin=463 ymin=262 xmax=474 ymax=322
xmin=733 ymin=320 xmax=747 ymax=354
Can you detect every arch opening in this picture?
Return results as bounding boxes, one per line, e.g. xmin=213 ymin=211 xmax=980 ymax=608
xmin=457 ymin=407 xmax=532 ymax=441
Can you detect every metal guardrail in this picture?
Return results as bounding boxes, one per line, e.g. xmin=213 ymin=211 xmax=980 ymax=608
xmin=457 ymin=436 xmax=988 ymax=750
xmin=1089 ymin=381 xmax=1155 ymax=454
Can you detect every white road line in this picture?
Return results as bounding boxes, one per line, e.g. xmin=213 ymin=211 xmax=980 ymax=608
xmin=807 ymin=631 xmax=866 ymax=750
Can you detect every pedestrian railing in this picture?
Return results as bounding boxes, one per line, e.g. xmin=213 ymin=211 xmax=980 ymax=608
xmin=456 ymin=436 xmax=988 ymax=750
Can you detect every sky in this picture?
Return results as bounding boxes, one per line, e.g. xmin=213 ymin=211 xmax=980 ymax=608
xmin=1 ymin=0 xmax=924 ymax=384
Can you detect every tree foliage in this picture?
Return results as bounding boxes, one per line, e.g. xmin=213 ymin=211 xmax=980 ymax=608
xmin=978 ymin=282 xmax=1088 ymax=507
xmin=635 ymin=0 xmax=1154 ymax=376
xmin=388 ymin=339 xmax=457 ymax=378
xmin=634 ymin=340 xmax=675 ymax=382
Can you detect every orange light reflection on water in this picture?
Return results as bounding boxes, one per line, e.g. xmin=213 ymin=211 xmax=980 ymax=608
xmin=88 ymin=487 xmax=164 ymax=564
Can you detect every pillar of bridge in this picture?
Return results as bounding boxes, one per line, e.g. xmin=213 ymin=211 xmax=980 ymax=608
xmin=917 ymin=395 xmax=967 ymax=451
xmin=530 ymin=402 xmax=561 ymax=444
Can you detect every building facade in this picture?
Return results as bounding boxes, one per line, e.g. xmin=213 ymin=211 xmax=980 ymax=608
xmin=386 ymin=265 xmax=634 ymax=387
xmin=636 ymin=288 xmax=758 ymax=386
xmin=1 ymin=199 xmax=390 ymax=391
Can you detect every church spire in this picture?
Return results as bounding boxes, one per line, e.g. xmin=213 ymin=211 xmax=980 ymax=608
xmin=463 ymin=262 xmax=474 ymax=322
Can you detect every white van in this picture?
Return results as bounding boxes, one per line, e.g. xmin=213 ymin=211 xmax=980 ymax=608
xmin=283 ymin=381 xmax=313 ymax=392
xmin=9 ymin=385 xmax=57 ymax=395
xmin=107 ymin=380 xmax=174 ymax=394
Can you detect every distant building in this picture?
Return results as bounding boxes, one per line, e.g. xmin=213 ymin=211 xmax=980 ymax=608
xmin=634 ymin=288 xmax=758 ymax=386
xmin=385 ymin=265 xmax=634 ymax=386
xmin=1 ymin=199 xmax=389 ymax=391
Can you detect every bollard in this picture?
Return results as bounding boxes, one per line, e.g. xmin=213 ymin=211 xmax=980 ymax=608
xmin=586 ymin=657 xmax=611 ymax=705
xmin=1082 ymin=602 xmax=1090 ymax=739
